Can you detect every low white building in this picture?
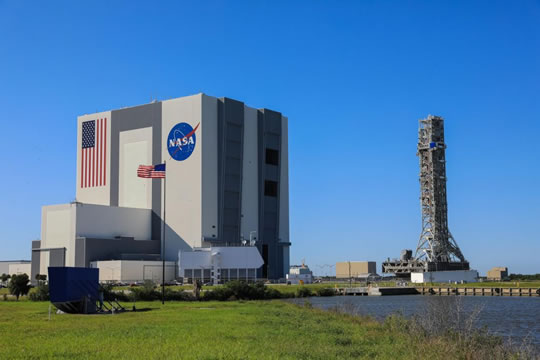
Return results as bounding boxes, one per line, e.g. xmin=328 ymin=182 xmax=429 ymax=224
xmin=0 ymin=261 xmax=30 ymax=276
xmin=89 ymin=260 xmax=176 ymax=283
xmin=179 ymin=246 xmax=264 ymax=285
xmin=8 ymin=263 xmax=32 ymax=277
xmin=411 ymin=270 xmax=479 ymax=284
xmin=287 ymin=264 xmax=313 ymax=284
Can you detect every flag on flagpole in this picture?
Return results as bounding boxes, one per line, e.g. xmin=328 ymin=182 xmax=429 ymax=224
xmin=137 ymin=163 xmax=166 ymax=178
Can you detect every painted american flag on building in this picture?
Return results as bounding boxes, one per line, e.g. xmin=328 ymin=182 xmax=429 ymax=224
xmin=81 ymin=118 xmax=107 ymax=188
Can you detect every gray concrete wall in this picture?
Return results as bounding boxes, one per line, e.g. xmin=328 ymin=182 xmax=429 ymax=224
xmin=30 ymin=241 xmax=41 ymax=282
xmin=257 ymin=109 xmax=285 ymax=279
xmin=217 ymin=98 xmax=245 ymax=245
xmin=75 ymin=237 xmax=160 ymax=267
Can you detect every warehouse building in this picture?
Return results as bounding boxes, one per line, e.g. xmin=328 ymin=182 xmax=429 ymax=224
xmin=486 ymin=267 xmax=508 ymax=281
xmin=411 ymin=270 xmax=479 ymax=284
xmin=0 ymin=261 xmax=31 ymax=277
xmin=179 ymin=246 xmax=264 ymax=285
xmin=336 ymin=261 xmax=377 ymax=279
xmin=30 ymin=93 xmax=290 ymax=282
xmin=90 ymin=260 xmax=177 ymax=283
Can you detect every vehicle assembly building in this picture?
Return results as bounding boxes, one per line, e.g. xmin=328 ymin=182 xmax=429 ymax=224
xmin=383 ymin=115 xmax=475 ymax=281
xmin=30 ymin=93 xmax=290 ymax=282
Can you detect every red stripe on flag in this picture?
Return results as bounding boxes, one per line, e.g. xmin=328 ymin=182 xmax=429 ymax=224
xmin=81 ymin=143 xmax=84 ymax=188
xmin=102 ymin=118 xmax=105 ymax=186
xmin=94 ymin=125 xmax=97 ymax=187
xmin=96 ymin=119 xmax=100 ymax=187
xmin=97 ymin=119 xmax=100 ymax=187
xmin=82 ymin=148 xmax=85 ymax=188
xmin=85 ymin=148 xmax=88 ymax=188
xmin=99 ymin=119 xmax=103 ymax=186
xmin=104 ymin=118 xmax=107 ymax=186
xmin=92 ymin=143 xmax=95 ymax=187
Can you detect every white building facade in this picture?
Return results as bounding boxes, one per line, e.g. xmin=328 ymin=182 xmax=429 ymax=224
xmin=286 ymin=265 xmax=313 ymax=284
xmin=90 ymin=260 xmax=176 ymax=283
xmin=411 ymin=270 xmax=479 ymax=284
xmin=179 ymin=246 xmax=264 ymax=284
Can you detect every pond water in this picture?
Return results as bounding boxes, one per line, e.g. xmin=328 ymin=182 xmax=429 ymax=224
xmin=289 ymin=295 xmax=540 ymax=347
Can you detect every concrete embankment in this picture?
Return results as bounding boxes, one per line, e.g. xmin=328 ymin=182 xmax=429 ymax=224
xmin=416 ymin=287 xmax=540 ymax=296
xmin=337 ymin=286 xmax=540 ymax=296
xmin=337 ymin=287 xmax=418 ymax=296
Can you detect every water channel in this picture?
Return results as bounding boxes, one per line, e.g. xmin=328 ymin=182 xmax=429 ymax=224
xmin=289 ymin=295 xmax=540 ymax=348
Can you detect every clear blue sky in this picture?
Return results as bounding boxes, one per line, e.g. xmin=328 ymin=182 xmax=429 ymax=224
xmin=1 ymin=1 xmax=539 ymax=275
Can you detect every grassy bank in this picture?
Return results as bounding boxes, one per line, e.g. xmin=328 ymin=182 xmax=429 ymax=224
xmin=0 ymin=300 xmax=528 ymax=359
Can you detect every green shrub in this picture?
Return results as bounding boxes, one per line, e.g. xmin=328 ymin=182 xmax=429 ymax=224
xmin=163 ymin=288 xmax=195 ymax=301
xmin=130 ymin=281 xmax=160 ymax=301
xmin=202 ymin=286 xmax=234 ymax=301
xmin=315 ymin=288 xmax=335 ymax=297
xmin=263 ymin=287 xmax=284 ymax=299
xmin=8 ymin=274 xmax=31 ymax=300
xmin=29 ymin=283 xmax=49 ymax=301
xmin=295 ymin=286 xmax=313 ymax=298
xmin=100 ymin=284 xmax=130 ymax=302
xmin=203 ymin=281 xmax=284 ymax=301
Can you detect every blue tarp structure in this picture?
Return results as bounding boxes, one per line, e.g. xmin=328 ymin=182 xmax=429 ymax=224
xmin=48 ymin=267 xmax=99 ymax=313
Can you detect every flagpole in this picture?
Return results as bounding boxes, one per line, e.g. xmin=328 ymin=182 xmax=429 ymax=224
xmin=162 ymin=160 xmax=166 ymax=305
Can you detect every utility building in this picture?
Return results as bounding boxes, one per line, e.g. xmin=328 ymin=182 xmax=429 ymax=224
xmin=487 ymin=267 xmax=508 ymax=281
xmin=336 ymin=262 xmax=377 ymax=278
xmin=31 ymin=94 xmax=290 ymax=281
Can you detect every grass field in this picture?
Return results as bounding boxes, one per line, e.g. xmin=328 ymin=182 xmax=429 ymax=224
xmin=0 ymin=299 xmax=522 ymax=360
xmin=0 ymin=300 xmax=408 ymax=359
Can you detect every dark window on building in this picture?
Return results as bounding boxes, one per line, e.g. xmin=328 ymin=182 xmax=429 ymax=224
xmin=264 ymin=180 xmax=278 ymax=197
xmin=265 ymin=148 xmax=279 ymax=166
xmin=262 ymin=244 xmax=269 ymax=278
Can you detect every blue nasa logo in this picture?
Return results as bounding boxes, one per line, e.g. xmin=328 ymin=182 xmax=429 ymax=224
xmin=167 ymin=122 xmax=200 ymax=161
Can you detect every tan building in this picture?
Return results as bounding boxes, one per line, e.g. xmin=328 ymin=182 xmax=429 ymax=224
xmin=336 ymin=261 xmax=377 ymax=278
xmin=486 ymin=267 xmax=508 ymax=281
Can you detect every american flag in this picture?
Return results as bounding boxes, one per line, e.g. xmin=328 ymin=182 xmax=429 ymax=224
xmin=137 ymin=163 xmax=166 ymax=178
xmin=81 ymin=118 xmax=107 ymax=188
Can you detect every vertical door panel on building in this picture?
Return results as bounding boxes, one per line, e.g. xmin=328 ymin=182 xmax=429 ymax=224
xmin=118 ymin=127 xmax=153 ymax=209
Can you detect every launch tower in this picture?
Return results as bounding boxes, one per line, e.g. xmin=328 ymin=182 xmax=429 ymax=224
xmin=382 ymin=115 xmax=469 ymax=277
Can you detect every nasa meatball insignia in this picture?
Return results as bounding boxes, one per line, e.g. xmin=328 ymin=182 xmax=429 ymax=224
xmin=167 ymin=122 xmax=199 ymax=161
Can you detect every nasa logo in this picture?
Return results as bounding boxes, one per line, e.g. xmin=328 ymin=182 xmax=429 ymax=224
xmin=167 ymin=122 xmax=200 ymax=161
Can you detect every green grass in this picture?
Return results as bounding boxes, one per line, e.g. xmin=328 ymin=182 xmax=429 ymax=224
xmin=266 ymin=283 xmax=341 ymax=295
xmin=0 ymin=299 xmax=515 ymax=360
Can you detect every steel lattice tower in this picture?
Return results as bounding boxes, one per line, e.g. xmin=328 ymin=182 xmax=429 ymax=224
xmin=415 ymin=115 xmax=466 ymax=264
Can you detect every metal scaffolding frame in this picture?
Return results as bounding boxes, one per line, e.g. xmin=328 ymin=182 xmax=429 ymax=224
xmin=382 ymin=115 xmax=469 ymax=277
xmin=415 ymin=115 xmax=466 ymax=264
